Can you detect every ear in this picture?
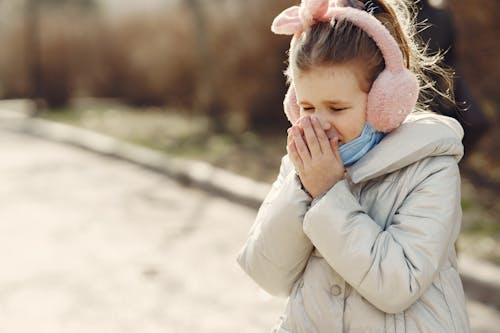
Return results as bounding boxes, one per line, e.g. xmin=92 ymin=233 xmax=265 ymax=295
xmin=284 ymin=84 xmax=300 ymax=124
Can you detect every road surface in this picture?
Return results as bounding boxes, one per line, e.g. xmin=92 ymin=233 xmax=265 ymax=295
xmin=0 ymin=129 xmax=498 ymax=332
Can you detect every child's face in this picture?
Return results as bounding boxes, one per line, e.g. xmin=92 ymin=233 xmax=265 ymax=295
xmin=293 ymin=63 xmax=368 ymax=145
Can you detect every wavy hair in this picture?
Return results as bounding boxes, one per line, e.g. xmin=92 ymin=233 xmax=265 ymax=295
xmin=284 ymin=0 xmax=457 ymax=113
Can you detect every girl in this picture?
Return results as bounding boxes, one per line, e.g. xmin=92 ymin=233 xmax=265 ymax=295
xmin=236 ymin=0 xmax=471 ymax=332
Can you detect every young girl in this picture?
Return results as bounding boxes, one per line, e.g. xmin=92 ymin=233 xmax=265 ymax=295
xmin=236 ymin=0 xmax=471 ymax=332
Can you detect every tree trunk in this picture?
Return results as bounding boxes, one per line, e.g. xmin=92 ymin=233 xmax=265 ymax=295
xmin=185 ymin=0 xmax=225 ymax=132
xmin=25 ymin=0 xmax=45 ymax=114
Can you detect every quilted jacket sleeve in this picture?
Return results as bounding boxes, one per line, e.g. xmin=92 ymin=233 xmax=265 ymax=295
xmin=302 ymin=156 xmax=461 ymax=313
xmin=236 ymin=154 xmax=314 ymax=297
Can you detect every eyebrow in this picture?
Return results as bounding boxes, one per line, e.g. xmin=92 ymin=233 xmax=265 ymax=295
xmin=300 ymin=99 xmax=350 ymax=105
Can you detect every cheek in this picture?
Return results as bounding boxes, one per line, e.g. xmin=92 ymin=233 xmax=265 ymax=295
xmin=354 ymin=113 xmax=367 ymax=136
xmin=354 ymin=102 xmax=367 ymax=127
xmin=353 ymin=122 xmax=365 ymax=138
xmin=341 ymin=109 xmax=367 ymax=141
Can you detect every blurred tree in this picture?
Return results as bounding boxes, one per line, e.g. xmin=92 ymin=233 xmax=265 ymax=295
xmin=185 ymin=0 xmax=225 ymax=133
xmin=25 ymin=0 xmax=97 ymax=112
xmin=415 ymin=0 xmax=490 ymax=159
xmin=37 ymin=0 xmax=96 ymax=10
xmin=25 ymin=0 xmax=44 ymax=113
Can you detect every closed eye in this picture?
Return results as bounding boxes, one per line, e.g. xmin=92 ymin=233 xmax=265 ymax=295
xmin=302 ymin=106 xmax=349 ymax=112
xmin=329 ymin=107 xmax=349 ymax=112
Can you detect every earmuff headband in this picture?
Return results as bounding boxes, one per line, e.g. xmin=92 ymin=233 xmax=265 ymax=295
xmin=272 ymin=0 xmax=419 ymax=132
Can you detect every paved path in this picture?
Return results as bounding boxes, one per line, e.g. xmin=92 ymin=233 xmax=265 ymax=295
xmin=0 ymin=129 xmax=498 ymax=332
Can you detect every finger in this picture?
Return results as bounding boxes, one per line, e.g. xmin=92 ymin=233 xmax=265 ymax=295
xmin=287 ymin=128 xmax=299 ymax=162
xmin=311 ymin=116 xmax=331 ymax=155
xmin=330 ymin=137 xmax=343 ymax=163
xmin=287 ymin=141 xmax=304 ymax=170
xmin=294 ymin=115 xmax=307 ymax=126
xmin=288 ymin=125 xmax=303 ymax=144
xmin=300 ymin=116 xmax=321 ymax=157
xmin=292 ymin=124 xmax=304 ymax=137
xmin=287 ymin=128 xmax=293 ymax=155
xmin=293 ymin=126 xmax=311 ymax=162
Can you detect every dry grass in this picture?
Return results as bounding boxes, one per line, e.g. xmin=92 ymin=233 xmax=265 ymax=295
xmin=42 ymin=103 xmax=287 ymax=183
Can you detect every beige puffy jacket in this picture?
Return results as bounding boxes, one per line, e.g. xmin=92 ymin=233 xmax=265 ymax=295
xmin=236 ymin=112 xmax=471 ymax=333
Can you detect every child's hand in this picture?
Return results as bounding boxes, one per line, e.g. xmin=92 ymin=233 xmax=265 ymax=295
xmin=286 ymin=115 xmax=345 ymax=199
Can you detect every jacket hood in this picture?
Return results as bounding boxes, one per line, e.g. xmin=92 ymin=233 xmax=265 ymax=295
xmin=347 ymin=112 xmax=464 ymax=184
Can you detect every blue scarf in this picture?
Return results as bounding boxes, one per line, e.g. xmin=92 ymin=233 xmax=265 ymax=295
xmin=339 ymin=123 xmax=386 ymax=167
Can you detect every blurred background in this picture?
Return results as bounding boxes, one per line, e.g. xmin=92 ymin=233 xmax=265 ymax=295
xmin=0 ymin=0 xmax=499 ymax=331
xmin=0 ymin=0 xmax=498 ymax=177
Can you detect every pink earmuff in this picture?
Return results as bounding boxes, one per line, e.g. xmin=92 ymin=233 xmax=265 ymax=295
xmin=273 ymin=1 xmax=419 ymax=132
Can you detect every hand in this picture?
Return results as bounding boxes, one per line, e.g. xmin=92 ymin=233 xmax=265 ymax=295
xmin=286 ymin=115 xmax=345 ymax=199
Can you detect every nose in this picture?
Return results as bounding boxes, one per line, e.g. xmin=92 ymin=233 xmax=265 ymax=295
xmin=310 ymin=114 xmax=338 ymax=139
xmin=310 ymin=114 xmax=330 ymax=130
xmin=312 ymin=112 xmax=333 ymax=135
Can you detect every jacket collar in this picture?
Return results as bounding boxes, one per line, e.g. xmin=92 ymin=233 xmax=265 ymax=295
xmin=346 ymin=112 xmax=464 ymax=184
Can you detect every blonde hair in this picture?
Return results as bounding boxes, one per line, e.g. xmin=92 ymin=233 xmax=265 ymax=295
xmin=285 ymin=0 xmax=456 ymax=113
